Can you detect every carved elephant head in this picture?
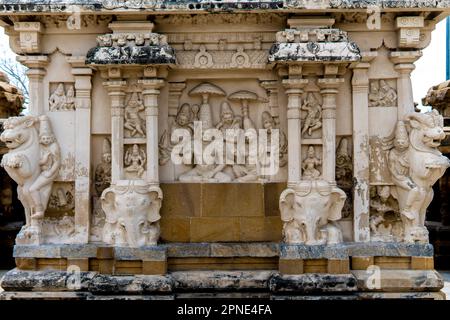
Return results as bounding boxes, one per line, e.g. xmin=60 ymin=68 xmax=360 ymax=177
xmin=101 ymin=183 xmax=162 ymax=247
xmin=279 ymin=180 xmax=347 ymax=245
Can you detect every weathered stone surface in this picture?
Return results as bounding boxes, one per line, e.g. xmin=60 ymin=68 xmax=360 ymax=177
xmin=88 ymin=274 xmax=173 ymax=294
xmin=86 ymin=45 xmax=176 ymax=65
xmin=356 ymin=291 xmax=446 ymax=300
xmin=269 ymin=273 xmax=358 ymax=293
xmin=209 ymin=243 xmax=279 ymax=257
xmin=346 ymin=242 xmax=434 ymax=257
xmin=172 ymin=271 xmax=274 ymax=292
xmin=280 ymin=244 xmax=348 ymax=259
xmin=352 ymin=270 xmax=444 ymax=292
xmin=113 ymin=246 xmax=167 ymax=261
xmin=0 ymin=0 xmax=447 ymax=13
xmin=0 ymin=269 xmax=96 ymax=292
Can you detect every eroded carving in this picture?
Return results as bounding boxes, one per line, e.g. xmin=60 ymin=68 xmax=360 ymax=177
xmin=95 ymin=138 xmax=112 ymax=196
xmin=369 ymin=79 xmax=397 ymax=107
xmin=280 ymin=180 xmax=347 ymax=245
xmin=101 ymin=182 xmax=162 ymax=247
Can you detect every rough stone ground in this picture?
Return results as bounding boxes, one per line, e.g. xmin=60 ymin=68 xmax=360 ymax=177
xmin=0 ymin=270 xmax=449 ymax=299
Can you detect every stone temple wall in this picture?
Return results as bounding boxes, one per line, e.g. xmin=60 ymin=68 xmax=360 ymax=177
xmin=0 ymin=0 xmax=449 ymax=299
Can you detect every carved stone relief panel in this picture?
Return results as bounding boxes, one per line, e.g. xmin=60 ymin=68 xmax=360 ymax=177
xmin=369 ymin=79 xmax=397 ymax=108
xmin=159 ymin=80 xmax=287 ymax=182
xmin=302 ymin=145 xmax=322 ymax=180
xmin=94 ymin=137 xmax=112 ymax=197
xmin=369 ymin=185 xmax=403 ymax=242
xmin=47 ymin=182 xmax=75 ymax=215
xmin=124 ymin=91 xmax=146 ymax=138
xmin=124 ymin=144 xmax=146 ymax=180
xmin=49 ymin=82 xmax=76 ymax=111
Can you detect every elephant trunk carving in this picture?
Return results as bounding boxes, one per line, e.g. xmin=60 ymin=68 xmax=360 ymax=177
xmin=101 ymin=182 xmax=162 ymax=247
xmin=279 ymin=180 xmax=347 ymax=245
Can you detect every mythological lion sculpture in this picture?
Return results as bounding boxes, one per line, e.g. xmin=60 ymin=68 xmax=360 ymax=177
xmin=0 ymin=115 xmax=61 ymax=244
xmin=387 ymin=110 xmax=450 ymax=243
xmin=279 ymin=180 xmax=347 ymax=245
xmin=101 ymin=181 xmax=162 ymax=247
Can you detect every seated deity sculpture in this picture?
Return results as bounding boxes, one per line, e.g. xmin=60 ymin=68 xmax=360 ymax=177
xmin=124 ymin=144 xmax=146 ymax=178
xmin=49 ymin=83 xmax=66 ymax=111
xmin=302 ymin=146 xmax=321 ymax=180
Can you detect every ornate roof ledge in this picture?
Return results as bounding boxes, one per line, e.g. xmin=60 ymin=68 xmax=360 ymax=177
xmin=269 ymin=27 xmax=361 ymax=63
xmin=86 ymin=31 xmax=176 ymax=65
xmin=0 ymin=0 xmax=449 ymax=14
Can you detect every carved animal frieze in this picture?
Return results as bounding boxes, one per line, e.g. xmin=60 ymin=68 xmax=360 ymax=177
xmin=101 ymin=182 xmax=162 ymax=247
xmin=280 ymin=180 xmax=347 ymax=245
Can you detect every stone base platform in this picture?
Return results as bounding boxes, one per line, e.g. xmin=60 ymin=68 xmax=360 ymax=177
xmin=0 ymin=269 xmax=445 ymax=300
xmin=2 ymin=242 xmax=444 ymax=299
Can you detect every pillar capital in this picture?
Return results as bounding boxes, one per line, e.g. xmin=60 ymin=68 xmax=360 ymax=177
xmin=17 ymin=55 xmax=49 ymax=69
xmin=389 ymin=50 xmax=422 ymax=66
xmin=317 ymin=78 xmax=344 ymax=92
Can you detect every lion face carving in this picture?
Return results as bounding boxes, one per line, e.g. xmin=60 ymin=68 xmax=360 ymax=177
xmin=408 ymin=110 xmax=446 ymax=150
xmin=0 ymin=116 xmax=37 ymax=149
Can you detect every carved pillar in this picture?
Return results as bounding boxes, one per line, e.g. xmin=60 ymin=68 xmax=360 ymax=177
xmin=261 ymin=80 xmax=280 ymax=126
xmin=389 ymin=51 xmax=422 ymax=120
xmin=168 ymin=82 xmax=186 ymax=126
xmin=350 ymin=53 xmax=377 ymax=242
xmin=103 ymin=79 xmax=127 ymax=183
xmin=282 ymin=78 xmax=308 ymax=184
xmin=17 ymin=56 xmax=48 ymax=116
xmin=139 ymin=78 xmax=165 ymax=185
xmin=317 ymin=77 xmax=344 ymax=184
xmin=68 ymin=57 xmax=93 ymax=243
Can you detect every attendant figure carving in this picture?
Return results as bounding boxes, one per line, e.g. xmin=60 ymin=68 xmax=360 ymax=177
xmin=124 ymin=92 xmax=145 ymax=137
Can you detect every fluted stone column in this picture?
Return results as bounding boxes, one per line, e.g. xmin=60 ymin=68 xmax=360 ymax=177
xmin=318 ymin=78 xmax=344 ymax=185
xmin=390 ymin=51 xmax=422 ymax=120
xmin=282 ymin=78 xmax=308 ymax=184
xmin=104 ymin=80 xmax=127 ymax=183
xmin=350 ymin=53 xmax=377 ymax=242
xmin=139 ymin=78 xmax=165 ymax=185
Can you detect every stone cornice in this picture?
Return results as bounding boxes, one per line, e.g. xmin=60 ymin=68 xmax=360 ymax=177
xmin=1 ymin=0 xmax=450 ymax=14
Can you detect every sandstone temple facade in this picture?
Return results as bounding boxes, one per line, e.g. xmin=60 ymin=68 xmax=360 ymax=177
xmin=0 ymin=0 xmax=450 ymax=299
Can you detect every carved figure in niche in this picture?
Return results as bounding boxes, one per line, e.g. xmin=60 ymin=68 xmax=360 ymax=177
xmin=48 ymin=186 xmax=74 ymax=213
xmin=49 ymin=83 xmax=66 ymax=111
xmin=216 ymin=101 xmax=242 ymax=133
xmin=369 ymin=80 xmax=397 ymax=107
xmin=379 ymin=80 xmax=397 ymax=106
xmin=386 ymin=111 xmax=450 ymax=243
xmin=95 ymin=138 xmax=112 ymax=196
xmin=0 ymin=116 xmax=60 ymax=244
xmin=30 ymin=116 xmax=61 ymax=219
xmin=124 ymin=92 xmax=145 ymax=137
xmin=159 ymin=103 xmax=196 ymax=166
xmin=260 ymin=111 xmax=288 ymax=168
xmin=280 ymin=180 xmax=347 ymax=245
xmin=303 ymin=146 xmax=321 ymax=180
xmin=178 ymin=106 xmax=232 ymax=183
xmin=125 ymin=144 xmax=146 ymax=178
xmin=101 ymin=182 xmax=162 ymax=247
xmin=301 ymin=93 xmax=322 ymax=136
xmin=63 ymin=85 xmax=75 ymax=110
